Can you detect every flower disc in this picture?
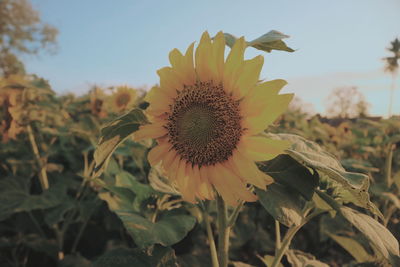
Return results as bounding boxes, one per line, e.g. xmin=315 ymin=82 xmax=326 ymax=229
xmin=166 ymin=81 xmax=242 ymax=166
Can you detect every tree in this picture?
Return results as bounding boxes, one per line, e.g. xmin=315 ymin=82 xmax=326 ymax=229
xmin=325 ymin=86 xmax=370 ymax=118
xmin=0 ymin=0 xmax=58 ymax=77
xmin=383 ymin=38 xmax=400 ymax=117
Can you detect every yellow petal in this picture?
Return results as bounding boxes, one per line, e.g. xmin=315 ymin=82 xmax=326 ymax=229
xmin=243 ymin=93 xmax=294 ymax=135
xmin=166 ymin=156 xmax=181 ymax=181
xmin=224 ymin=37 xmax=246 ymax=96
xmin=147 ymin=142 xmax=171 ymax=166
xmin=197 ymin=166 xmax=214 ymax=200
xmin=134 ymin=123 xmax=167 ymax=141
xmin=229 ymin=150 xmax=274 ymax=189
xmin=195 ymin=32 xmax=213 ymax=81
xmin=157 ymin=67 xmax=184 ymax=96
xmin=162 ymin=149 xmax=178 ymax=170
xmin=241 ymin=79 xmax=288 ymax=117
xmin=175 ymin=161 xmax=196 ymax=203
xmin=144 ymin=86 xmax=173 ymax=117
xmin=169 ymin=44 xmax=196 ymax=86
xmin=235 ymin=56 xmax=264 ymax=97
xmin=209 ymin=164 xmax=257 ymax=206
xmin=211 ymin=31 xmax=225 ymax=82
xmin=237 ymin=136 xmax=291 ymax=161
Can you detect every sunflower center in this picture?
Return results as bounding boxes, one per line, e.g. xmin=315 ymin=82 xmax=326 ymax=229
xmin=166 ymin=81 xmax=243 ymax=166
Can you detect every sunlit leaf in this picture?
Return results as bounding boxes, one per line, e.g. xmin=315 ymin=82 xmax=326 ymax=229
xmin=268 ymin=133 xmax=382 ymax=218
xmin=340 ymin=206 xmax=400 ymax=265
xmin=93 ymin=108 xmax=148 ymax=177
xmin=326 ymin=232 xmax=373 ymax=263
xmin=223 ymin=30 xmax=294 ymax=53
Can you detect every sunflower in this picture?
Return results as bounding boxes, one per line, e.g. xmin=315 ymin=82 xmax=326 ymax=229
xmin=135 ymin=32 xmax=293 ymax=206
xmin=108 ymin=86 xmax=137 ymax=113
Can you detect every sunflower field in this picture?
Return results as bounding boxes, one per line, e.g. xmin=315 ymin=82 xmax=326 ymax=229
xmin=1 ymin=25 xmax=400 ymax=267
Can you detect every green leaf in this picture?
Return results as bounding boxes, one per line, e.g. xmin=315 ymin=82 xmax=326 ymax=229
xmin=256 ymin=184 xmax=304 ymax=227
xmin=116 ymin=211 xmax=196 ymax=248
xmin=268 ymin=133 xmax=382 ymax=219
xmin=100 ymin=185 xmax=195 ymax=248
xmin=0 ymin=177 xmax=69 ymax=221
xmin=257 ymin=154 xmax=318 ymax=201
xmin=93 ymin=109 xmax=148 ymax=177
xmin=339 ymin=206 xmax=400 ymax=265
xmin=92 ymin=246 xmax=178 ymax=267
xmin=223 ymin=30 xmax=294 ymax=53
xmin=286 ymin=250 xmax=329 ymax=267
xmin=247 ymin=30 xmax=295 ymax=53
xmin=44 ymin=200 xmax=75 ymax=226
xmin=326 ymin=232 xmax=373 ymax=263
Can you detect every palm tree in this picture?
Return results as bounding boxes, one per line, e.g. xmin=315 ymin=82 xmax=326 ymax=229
xmin=383 ymin=38 xmax=400 ymax=117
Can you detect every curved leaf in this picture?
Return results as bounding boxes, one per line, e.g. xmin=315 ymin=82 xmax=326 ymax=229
xmin=93 ymin=109 xmax=147 ymax=176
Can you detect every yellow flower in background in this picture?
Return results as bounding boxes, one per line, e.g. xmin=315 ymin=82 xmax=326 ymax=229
xmin=135 ymin=32 xmax=293 ymax=206
xmin=89 ymin=87 xmax=108 ymax=118
xmin=108 ymin=86 xmax=137 ymax=113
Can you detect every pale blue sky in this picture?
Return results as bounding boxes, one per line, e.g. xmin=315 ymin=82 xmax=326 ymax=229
xmin=25 ymin=0 xmax=400 ymax=116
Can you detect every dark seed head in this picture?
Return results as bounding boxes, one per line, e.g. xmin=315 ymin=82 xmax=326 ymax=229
xmin=165 ymin=81 xmax=243 ymax=166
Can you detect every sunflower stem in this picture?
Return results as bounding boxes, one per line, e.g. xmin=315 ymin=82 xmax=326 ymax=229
xmin=275 ymin=220 xmax=281 ymax=255
xmin=27 ymin=124 xmax=49 ymax=191
xmin=216 ymin=195 xmax=230 ymax=267
xmin=227 ymin=200 xmax=243 ymax=227
xmin=202 ymin=204 xmax=219 ymax=267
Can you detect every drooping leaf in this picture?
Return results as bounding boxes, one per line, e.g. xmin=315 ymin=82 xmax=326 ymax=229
xmin=257 ymin=154 xmax=318 ymax=201
xmin=256 ymin=184 xmax=304 ymax=227
xmin=268 ymin=133 xmax=382 ymax=218
xmin=93 ymin=108 xmax=148 ymax=177
xmin=326 ymin=232 xmax=373 ymax=263
xmin=339 ymin=206 xmax=400 ymax=265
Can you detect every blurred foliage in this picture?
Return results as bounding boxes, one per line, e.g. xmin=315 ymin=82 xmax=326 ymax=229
xmin=1 ymin=71 xmax=399 ymax=266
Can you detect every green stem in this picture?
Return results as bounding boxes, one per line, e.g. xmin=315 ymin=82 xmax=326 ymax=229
xmin=385 ymin=144 xmax=395 ymax=188
xmin=271 ymin=225 xmax=301 ymax=267
xmin=271 ymin=210 xmax=324 ymax=267
xmin=28 ymin=211 xmax=46 ymax=238
xmin=27 ymin=124 xmax=49 ymax=190
xmin=203 ymin=206 xmax=219 ymax=267
xmin=71 ymin=216 xmax=89 ymax=253
xmin=216 ymin=195 xmax=230 ymax=267
xmin=275 ymin=220 xmax=281 ymax=255
xmin=227 ymin=200 xmax=243 ymax=227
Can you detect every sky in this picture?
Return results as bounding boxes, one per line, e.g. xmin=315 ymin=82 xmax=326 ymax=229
xmin=24 ymin=0 xmax=400 ymax=116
